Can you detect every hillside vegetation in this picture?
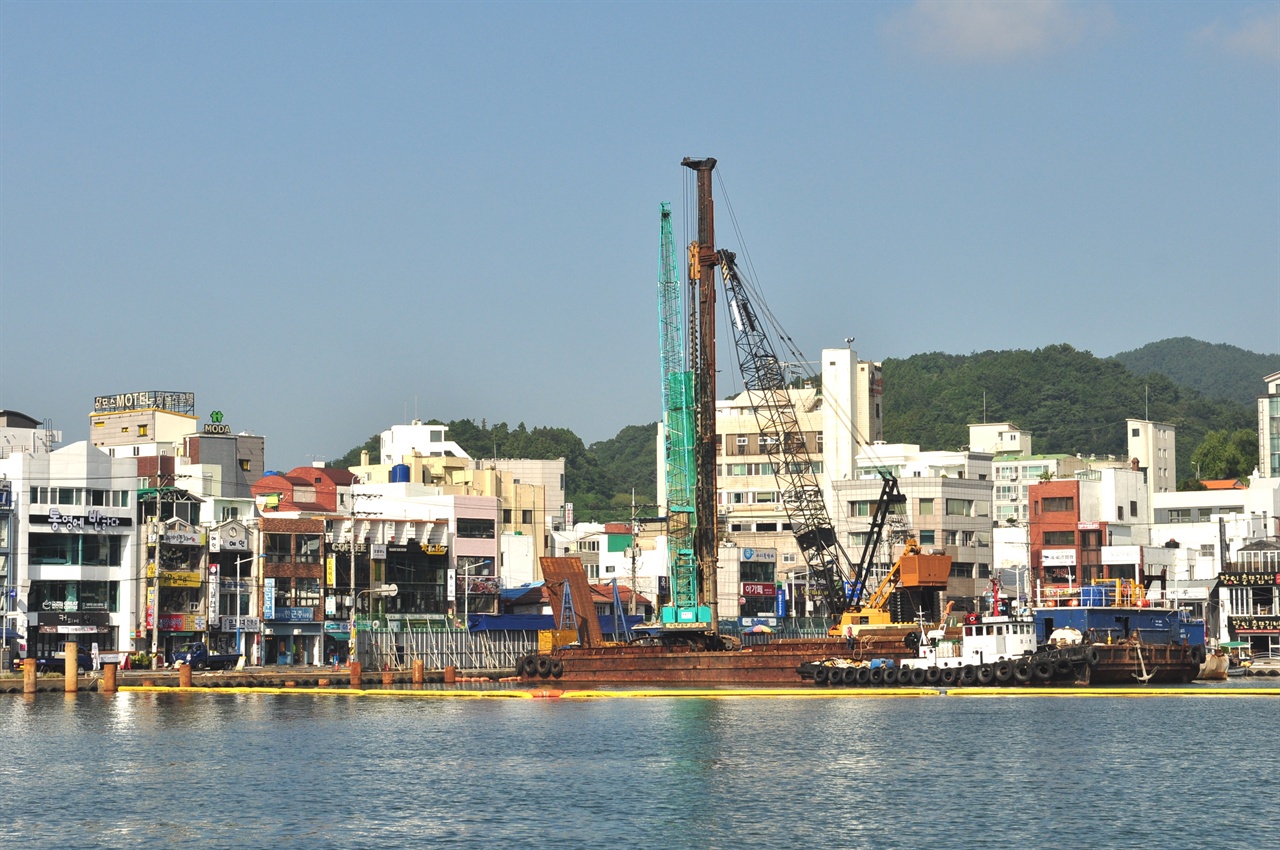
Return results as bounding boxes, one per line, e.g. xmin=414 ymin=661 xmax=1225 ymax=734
xmin=332 ymin=341 xmax=1265 ymax=519
xmin=882 ymin=344 xmax=1254 ymax=484
xmin=1111 ymin=337 xmax=1280 ymax=406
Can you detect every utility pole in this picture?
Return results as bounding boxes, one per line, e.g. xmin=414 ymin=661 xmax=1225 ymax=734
xmin=150 ymin=501 xmax=161 ymax=669
xmin=629 ymin=491 xmax=638 ymax=616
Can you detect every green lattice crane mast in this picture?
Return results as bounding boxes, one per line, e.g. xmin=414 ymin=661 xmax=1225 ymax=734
xmin=657 ymin=202 xmax=709 ymax=627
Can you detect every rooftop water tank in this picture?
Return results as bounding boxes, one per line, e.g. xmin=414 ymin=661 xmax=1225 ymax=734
xmin=390 ymin=463 xmax=410 ymax=483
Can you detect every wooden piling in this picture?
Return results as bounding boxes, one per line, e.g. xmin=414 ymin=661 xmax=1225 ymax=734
xmin=103 ymin=663 xmax=118 ymax=693
xmin=178 ymin=663 xmax=192 ymax=688
xmin=412 ymin=659 xmax=424 ymax=684
xmin=23 ymin=658 xmax=36 ymax=694
xmin=349 ymin=661 xmax=362 ymax=688
xmin=64 ymin=642 xmax=78 ymax=693
xmin=444 ymin=665 xmax=456 ymax=684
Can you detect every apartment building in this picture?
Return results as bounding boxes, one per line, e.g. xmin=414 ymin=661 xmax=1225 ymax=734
xmin=1260 ymin=370 xmax=1280 ymax=478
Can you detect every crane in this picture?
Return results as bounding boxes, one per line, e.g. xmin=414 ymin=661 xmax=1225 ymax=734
xmin=717 ymin=250 xmax=854 ymax=620
xmin=657 ymin=202 xmax=711 ymax=628
xmin=717 ymin=251 xmax=950 ymax=630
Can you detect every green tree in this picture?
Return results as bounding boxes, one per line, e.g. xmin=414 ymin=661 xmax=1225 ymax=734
xmin=1189 ymin=428 xmax=1259 ymax=481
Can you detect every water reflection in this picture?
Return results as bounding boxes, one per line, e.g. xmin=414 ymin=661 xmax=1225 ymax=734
xmin=3 ymin=692 xmax=1279 ymax=849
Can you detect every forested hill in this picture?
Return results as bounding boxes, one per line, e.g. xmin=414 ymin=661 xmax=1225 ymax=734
xmin=1111 ymin=338 xmax=1280 ymax=406
xmin=882 ymin=344 xmax=1254 ymax=479
xmin=330 ymin=344 xmax=1261 ymax=521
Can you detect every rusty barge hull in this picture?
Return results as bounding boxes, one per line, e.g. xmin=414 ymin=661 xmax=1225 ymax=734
xmin=1084 ymin=643 xmax=1199 ymax=685
xmin=519 ymin=631 xmax=923 ymax=687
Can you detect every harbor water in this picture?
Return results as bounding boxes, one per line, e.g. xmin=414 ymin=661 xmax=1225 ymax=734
xmin=4 ymin=688 xmax=1278 ymax=849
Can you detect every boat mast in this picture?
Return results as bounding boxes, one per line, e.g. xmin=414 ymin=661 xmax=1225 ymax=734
xmin=682 ymin=156 xmax=720 ymax=633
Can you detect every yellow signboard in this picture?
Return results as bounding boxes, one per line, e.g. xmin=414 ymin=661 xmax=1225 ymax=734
xmin=159 ymin=571 xmax=203 ymax=588
xmin=326 ymin=555 xmax=336 ymax=586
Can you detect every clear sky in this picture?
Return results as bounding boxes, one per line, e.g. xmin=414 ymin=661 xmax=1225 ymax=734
xmin=2 ymin=1 xmax=1277 ymax=469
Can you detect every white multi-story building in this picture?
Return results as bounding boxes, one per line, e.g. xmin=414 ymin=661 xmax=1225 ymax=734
xmin=0 ymin=436 xmax=139 ymax=660
xmin=833 ymin=443 xmax=995 ymax=612
xmin=1151 ymin=475 xmax=1280 ymax=580
xmin=1259 ymin=370 xmax=1280 ymax=479
xmin=1127 ymin=418 xmax=1177 ymax=498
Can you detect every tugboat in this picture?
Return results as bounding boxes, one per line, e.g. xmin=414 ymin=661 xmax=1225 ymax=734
xmin=800 ymin=577 xmax=1094 ymax=688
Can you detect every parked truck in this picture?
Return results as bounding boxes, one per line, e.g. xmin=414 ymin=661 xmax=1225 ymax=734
xmin=169 ymin=642 xmax=242 ymax=671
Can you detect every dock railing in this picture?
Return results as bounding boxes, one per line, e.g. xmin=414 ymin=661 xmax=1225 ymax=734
xmin=362 ymin=628 xmax=538 ymax=672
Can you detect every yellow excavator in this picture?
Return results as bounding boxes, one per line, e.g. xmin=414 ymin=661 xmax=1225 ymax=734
xmin=828 ymin=537 xmax=951 ymax=635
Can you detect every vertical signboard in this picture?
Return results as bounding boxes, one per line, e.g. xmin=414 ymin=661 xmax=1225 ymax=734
xmin=208 ymin=569 xmax=220 ymax=625
xmin=263 ymin=577 xmax=276 ymax=621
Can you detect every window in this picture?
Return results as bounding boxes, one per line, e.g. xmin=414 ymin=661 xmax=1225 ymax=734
xmin=1044 ymin=531 xmax=1076 ymax=546
xmin=239 ymin=459 xmax=250 ymax=472
xmin=521 ymin=510 xmax=533 ymax=524
xmin=1132 ymin=427 xmax=1140 ymax=437
xmin=221 ymin=506 xmax=239 ymax=521
xmin=946 ymin=530 xmax=959 ymax=545
xmin=1042 ymin=497 xmax=1074 ymax=513
xmin=740 ymin=561 xmax=775 ymax=583
xmin=849 ymin=501 xmax=873 ymax=517
xmin=918 ymin=530 xmax=935 ymax=545
xmin=950 ymin=562 xmax=971 ymax=578
xmin=945 ymin=499 xmax=971 ymax=517
xmin=919 ymin=499 xmax=934 ymax=515
xmin=1117 ymin=506 xmax=1124 ymax=521
xmin=1130 ymin=500 xmax=1138 ymax=517
xmin=264 ymin=534 xmax=292 ymax=564
xmin=457 ymin=518 xmax=496 ymax=539
xmin=29 ymin=534 xmax=76 ymax=565
xmin=502 ymin=509 xmax=512 ymax=523
xmin=138 ymin=425 xmax=147 ymax=437
xmin=754 ymin=522 xmax=777 ymax=532
xmin=295 ymin=534 xmax=322 ymax=563
xmin=976 ymin=564 xmax=991 ymax=579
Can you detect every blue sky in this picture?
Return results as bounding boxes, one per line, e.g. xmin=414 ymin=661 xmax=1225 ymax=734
xmin=2 ymin=1 xmax=1277 ymax=468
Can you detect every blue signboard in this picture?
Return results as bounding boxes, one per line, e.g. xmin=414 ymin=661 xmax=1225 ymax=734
xmin=775 ymin=586 xmax=788 ymax=618
xmin=274 ymin=607 xmax=314 ymax=623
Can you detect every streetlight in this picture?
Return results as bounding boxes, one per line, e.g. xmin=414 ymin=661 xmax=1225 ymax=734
xmin=352 ymin=583 xmax=398 ymax=665
xmin=785 ymin=570 xmax=810 ymax=619
xmin=230 ymin=554 xmax=258 ymax=658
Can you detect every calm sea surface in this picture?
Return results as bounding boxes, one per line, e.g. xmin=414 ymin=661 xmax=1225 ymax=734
xmin=3 ymin=685 xmax=1278 ymax=849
